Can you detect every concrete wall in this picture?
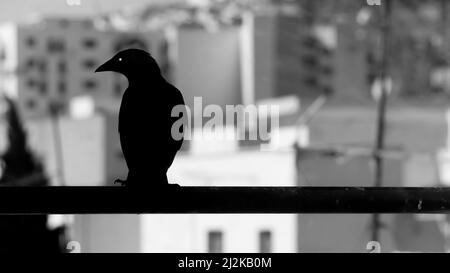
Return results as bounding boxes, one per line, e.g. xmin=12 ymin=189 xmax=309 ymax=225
xmin=248 ymin=14 xmax=276 ymax=102
xmin=141 ymin=214 xmax=296 ymax=253
xmin=332 ymin=21 xmax=370 ymax=104
xmin=0 ymin=23 xmax=19 ymax=98
xmin=174 ymin=27 xmax=242 ymax=120
xmin=297 ymin=156 xmax=401 ymax=252
xmin=308 ymin=106 xmax=448 ymax=152
xmin=13 ymin=113 xmax=127 ymax=186
xmin=72 ymin=214 xmax=140 ymax=253
xmin=58 ymin=115 xmax=106 ymax=186
xmin=25 ymin=115 xmax=105 ymax=186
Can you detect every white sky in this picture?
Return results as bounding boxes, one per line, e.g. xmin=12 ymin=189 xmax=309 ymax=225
xmin=0 ymin=0 xmax=183 ymax=23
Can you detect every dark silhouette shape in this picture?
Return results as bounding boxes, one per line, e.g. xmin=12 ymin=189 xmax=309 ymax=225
xmin=95 ymin=49 xmax=185 ymax=188
xmin=0 ymin=95 xmax=66 ymax=253
xmin=1 ymin=96 xmax=45 ymax=185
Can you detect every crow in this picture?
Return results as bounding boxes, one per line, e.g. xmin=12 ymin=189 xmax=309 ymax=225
xmin=95 ymin=49 xmax=185 ymax=188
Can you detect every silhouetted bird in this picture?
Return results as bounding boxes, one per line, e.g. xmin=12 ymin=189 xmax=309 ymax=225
xmin=95 ymin=49 xmax=185 ymax=188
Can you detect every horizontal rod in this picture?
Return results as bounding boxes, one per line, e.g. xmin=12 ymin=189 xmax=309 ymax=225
xmin=0 ymin=186 xmax=449 ymax=214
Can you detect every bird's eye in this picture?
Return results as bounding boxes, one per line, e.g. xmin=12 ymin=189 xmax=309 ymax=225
xmin=118 ymin=58 xmax=123 ymax=62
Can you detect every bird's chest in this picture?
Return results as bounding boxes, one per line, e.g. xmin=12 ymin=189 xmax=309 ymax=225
xmin=118 ymin=89 xmax=170 ymax=132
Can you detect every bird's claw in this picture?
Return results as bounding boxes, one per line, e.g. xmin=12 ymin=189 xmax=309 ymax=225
xmin=114 ymin=178 xmax=181 ymax=190
xmin=114 ymin=179 xmax=127 ymax=186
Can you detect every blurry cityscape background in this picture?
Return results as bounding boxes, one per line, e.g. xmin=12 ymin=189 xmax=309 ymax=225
xmin=1 ymin=0 xmax=450 ymax=252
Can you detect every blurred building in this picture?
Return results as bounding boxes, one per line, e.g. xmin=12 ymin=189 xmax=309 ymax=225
xmin=240 ymin=12 xmax=372 ymax=106
xmin=0 ymin=103 xmax=295 ymax=252
xmin=333 ymin=17 xmax=371 ymax=104
xmin=61 ymin=105 xmax=450 ymax=253
xmin=0 ymin=112 xmax=125 ymax=186
xmin=174 ymin=25 xmax=242 ymax=115
xmin=164 ymin=12 xmax=371 ymax=114
xmin=0 ymin=6 xmax=449 ymax=252
xmin=0 ymin=17 xmax=167 ymax=118
xmin=0 ymin=13 xmax=374 ymax=117
xmin=5 ymin=104 xmax=448 ymax=253
xmin=237 ymin=12 xmax=450 ymax=252
xmin=69 ymin=126 xmax=298 ymax=253
xmin=297 ymin=105 xmax=450 ymax=252
xmin=72 ymin=148 xmax=298 ymax=253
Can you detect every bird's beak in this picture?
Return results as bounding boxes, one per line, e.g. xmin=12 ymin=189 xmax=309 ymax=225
xmin=95 ymin=59 xmax=114 ymax=73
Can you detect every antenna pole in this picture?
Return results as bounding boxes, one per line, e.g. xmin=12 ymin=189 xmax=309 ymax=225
xmin=371 ymin=0 xmax=392 ymax=243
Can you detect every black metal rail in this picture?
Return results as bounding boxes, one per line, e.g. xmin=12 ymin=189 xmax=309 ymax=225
xmin=0 ymin=186 xmax=449 ymax=214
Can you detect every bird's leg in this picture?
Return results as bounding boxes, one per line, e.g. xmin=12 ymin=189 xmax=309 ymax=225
xmin=115 ymin=171 xmax=138 ymax=187
xmin=114 ymin=178 xmax=127 ymax=186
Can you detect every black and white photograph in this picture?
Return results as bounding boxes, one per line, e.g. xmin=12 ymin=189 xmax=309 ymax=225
xmin=0 ymin=0 xmax=449 ymax=263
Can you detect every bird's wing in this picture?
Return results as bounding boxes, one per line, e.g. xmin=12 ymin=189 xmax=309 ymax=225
xmin=118 ymin=81 xmax=185 ymax=174
xmin=167 ymin=83 xmax=186 ymax=152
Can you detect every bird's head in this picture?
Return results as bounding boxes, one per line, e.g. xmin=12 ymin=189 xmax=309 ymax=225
xmin=95 ymin=48 xmax=161 ymax=80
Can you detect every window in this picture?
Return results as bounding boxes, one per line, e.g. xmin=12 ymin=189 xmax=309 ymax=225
xmin=26 ymin=78 xmax=37 ymax=88
xmin=367 ymin=52 xmax=376 ymax=65
xmin=83 ymin=79 xmax=97 ymax=91
xmin=59 ymin=19 xmax=70 ymax=28
xmin=25 ymin=36 xmax=36 ymax=48
xmin=113 ymin=37 xmax=148 ymax=52
xmin=0 ymin=46 xmax=5 ymax=61
xmin=302 ymin=36 xmax=319 ymax=48
xmin=82 ymin=59 xmax=97 ymax=70
xmin=58 ymin=61 xmax=66 ymax=73
xmin=58 ymin=81 xmax=66 ymax=95
xmin=47 ymin=38 xmax=65 ymax=53
xmin=259 ymin=231 xmax=272 ymax=253
xmin=38 ymin=61 xmax=47 ymax=73
xmin=83 ymin=38 xmax=97 ymax=49
xmin=26 ymin=99 xmax=36 ymax=109
xmin=39 ymin=82 xmax=47 ymax=95
xmin=208 ymin=231 xmax=223 ymax=253
xmin=320 ymin=47 xmax=332 ymax=56
xmin=304 ymin=76 xmax=318 ymax=87
xmin=367 ymin=72 xmax=377 ymax=85
xmin=301 ymin=55 xmax=319 ymax=67
xmin=81 ymin=20 xmax=93 ymax=29
xmin=25 ymin=58 xmax=36 ymax=69
xmin=322 ymin=86 xmax=333 ymax=96
xmin=322 ymin=66 xmax=333 ymax=75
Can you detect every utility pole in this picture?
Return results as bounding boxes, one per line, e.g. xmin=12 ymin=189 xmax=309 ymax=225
xmin=441 ymin=0 xmax=449 ymax=62
xmin=49 ymin=100 xmax=66 ymax=186
xmin=371 ymin=0 xmax=392 ymax=243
